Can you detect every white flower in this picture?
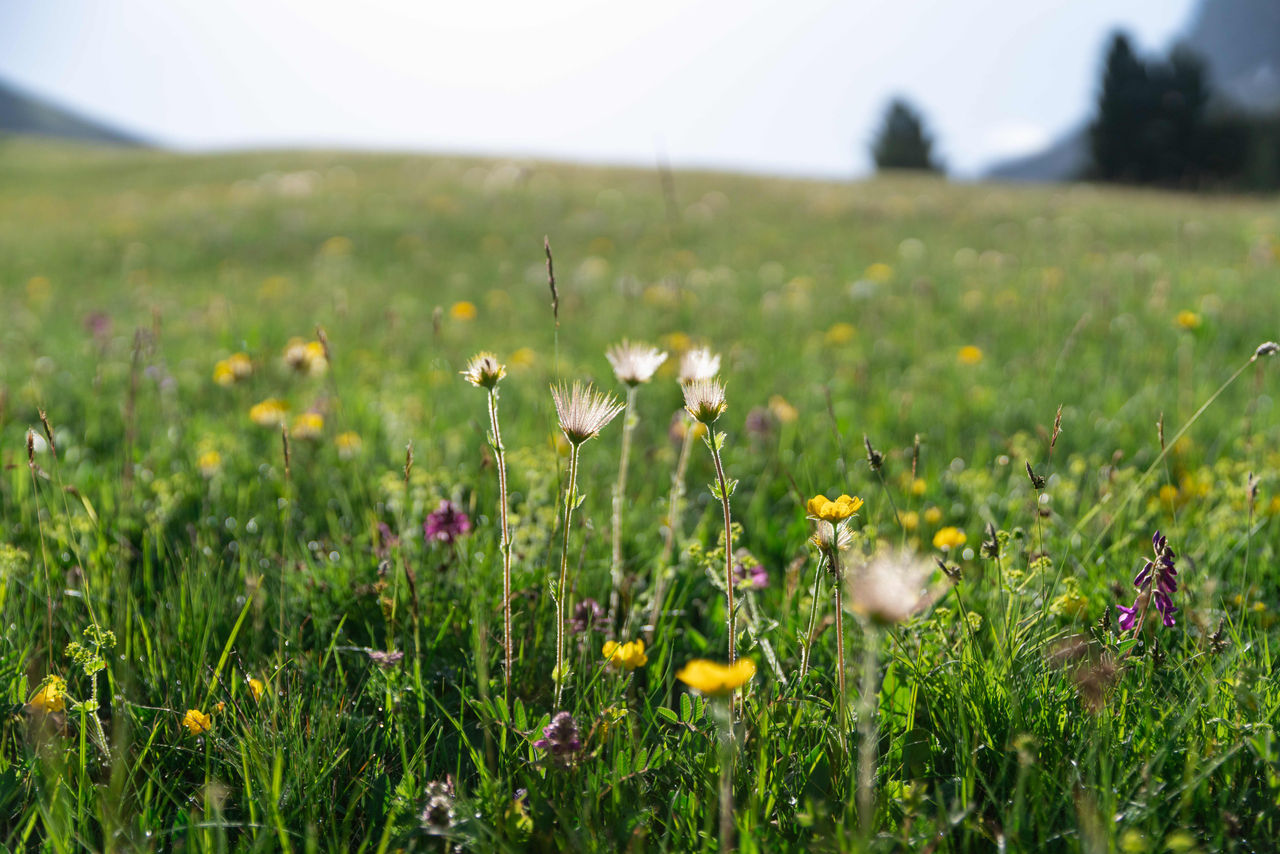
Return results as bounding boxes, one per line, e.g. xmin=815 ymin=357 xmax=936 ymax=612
xmin=678 ymin=347 xmax=720 ymax=383
xmin=605 ymin=340 xmax=667 ymax=386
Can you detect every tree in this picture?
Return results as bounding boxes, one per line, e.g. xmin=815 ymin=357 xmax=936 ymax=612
xmin=1090 ymin=32 xmax=1149 ymax=181
xmin=871 ymin=98 xmax=942 ymax=173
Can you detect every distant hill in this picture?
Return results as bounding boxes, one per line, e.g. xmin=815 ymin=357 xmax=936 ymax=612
xmin=985 ymin=0 xmax=1280 ymax=181
xmin=0 ymin=78 xmax=144 ymax=146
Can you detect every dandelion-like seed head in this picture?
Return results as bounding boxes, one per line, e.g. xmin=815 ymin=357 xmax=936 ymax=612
xmin=461 ymin=351 xmax=506 ymax=389
xmin=847 ymin=548 xmax=940 ymax=626
xmin=551 ymin=382 xmax=625 ymax=445
xmin=606 ymin=340 xmax=668 ymax=386
xmin=678 ymin=347 xmax=721 ymax=383
xmin=682 ymin=378 xmax=728 ymax=424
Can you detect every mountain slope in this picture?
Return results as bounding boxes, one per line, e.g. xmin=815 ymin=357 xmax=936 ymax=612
xmin=0 ymin=78 xmax=144 ymax=146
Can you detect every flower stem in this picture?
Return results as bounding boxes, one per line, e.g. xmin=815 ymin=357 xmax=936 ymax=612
xmin=487 ymin=388 xmax=513 ymax=700
xmin=715 ymin=699 xmax=736 ymax=854
xmin=709 ymin=437 xmax=736 ymax=670
xmin=857 ymin=624 xmax=879 ymax=836
xmin=608 ymin=386 xmax=638 ymax=631
xmin=554 ymin=443 xmax=582 ymax=707
xmin=799 ymin=553 xmax=825 ymax=679
xmin=647 ymin=419 xmax=696 ymax=641
xmin=830 ymin=528 xmax=848 ymax=752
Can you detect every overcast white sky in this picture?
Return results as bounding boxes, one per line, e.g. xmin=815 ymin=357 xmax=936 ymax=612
xmin=0 ymin=0 xmax=1199 ymax=177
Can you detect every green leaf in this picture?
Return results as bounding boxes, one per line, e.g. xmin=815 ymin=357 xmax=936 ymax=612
xmin=655 ymin=707 xmax=680 ymax=726
xmin=680 ymin=692 xmax=693 ymax=722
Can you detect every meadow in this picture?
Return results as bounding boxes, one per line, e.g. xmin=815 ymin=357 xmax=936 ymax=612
xmin=2 ymin=136 xmax=1280 ymax=852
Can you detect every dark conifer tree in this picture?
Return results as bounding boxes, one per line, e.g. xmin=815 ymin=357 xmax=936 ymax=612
xmin=871 ymin=98 xmax=942 ymax=173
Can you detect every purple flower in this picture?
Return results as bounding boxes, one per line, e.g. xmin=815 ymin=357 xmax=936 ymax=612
xmin=423 ymin=500 xmax=472 ymax=545
xmin=533 ymin=711 xmax=582 ymax=759
xmin=1116 ymin=530 xmax=1180 ymax=632
xmin=569 ymin=598 xmax=607 ymax=634
xmin=732 ymin=549 xmax=768 ymax=590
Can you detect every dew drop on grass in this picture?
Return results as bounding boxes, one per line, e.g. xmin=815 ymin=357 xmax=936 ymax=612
xmin=224 ymin=517 xmax=237 ymax=530
xmin=329 ymin=551 xmax=339 ymax=562
xmin=246 ymin=518 xmax=259 ymax=534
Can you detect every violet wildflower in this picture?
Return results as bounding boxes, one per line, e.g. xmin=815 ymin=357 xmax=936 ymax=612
xmin=533 ymin=711 xmax=582 ymax=760
xmin=569 ymin=598 xmax=608 ymax=634
xmin=1117 ymin=530 xmax=1180 ymax=631
xmin=423 ymin=500 xmax=472 ymax=545
xmin=419 ymin=777 xmax=456 ymax=833
xmin=733 ymin=549 xmax=769 ymax=590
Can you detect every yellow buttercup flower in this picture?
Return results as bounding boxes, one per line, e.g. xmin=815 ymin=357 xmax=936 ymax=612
xmin=249 ymin=398 xmax=290 ymax=427
xmin=182 ymin=708 xmax=212 ymax=735
xmin=248 ymin=677 xmax=265 ymax=701
xmin=1176 ymin=310 xmax=1201 ymax=330
xmin=28 ymin=676 xmax=66 ymax=714
xmin=768 ymin=395 xmax=798 ymax=424
xmin=825 ymin=322 xmax=856 ymax=345
xmin=213 ymin=360 xmax=236 ymax=387
xmin=901 ymin=510 xmax=919 ymax=532
xmin=806 ymin=493 xmax=864 ymax=522
xmin=291 ymin=412 xmax=324 ymax=440
xmin=197 ymin=450 xmax=223 ymax=478
xmin=602 ymin=639 xmax=648 ymax=671
xmin=227 ymin=352 xmax=253 ymax=380
xmin=284 ymin=338 xmax=327 ymax=375
xmin=335 ymin=431 xmax=362 ymax=459
xmin=923 ymin=506 xmax=943 ymax=526
xmin=450 ymin=301 xmax=478 ymax=321
xmin=958 ymin=345 xmax=984 ymax=365
xmin=910 ymin=478 xmax=927 ymax=496
xmin=932 ymin=526 xmax=967 ymax=551
xmin=676 ymin=658 xmax=756 ymax=697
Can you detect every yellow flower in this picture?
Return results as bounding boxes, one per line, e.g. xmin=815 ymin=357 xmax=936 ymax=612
xmin=932 ymin=526 xmax=967 ymax=551
xmin=182 ymin=709 xmax=212 ymax=735
xmin=864 ymin=262 xmax=894 ymax=283
xmin=510 ymin=347 xmax=537 ymax=369
xmin=768 ymin=395 xmax=798 ymax=424
xmin=1176 ymin=310 xmax=1201 ymax=330
xmin=958 ymin=345 xmax=984 ymax=365
xmin=248 ymin=677 xmax=265 ymax=701
xmin=660 ymin=331 xmax=693 ymax=354
xmin=923 ymin=506 xmax=943 ymax=526
xmin=197 ymin=450 xmax=223 ymax=478
xmin=602 ymin=639 xmax=648 ymax=671
xmin=910 ymin=478 xmax=927 ymax=496
xmin=320 ymin=235 xmax=352 ymax=256
xmin=806 ymin=494 xmax=864 ymax=522
xmin=249 ymin=398 xmax=290 ymax=427
xmin=335 ymin=431 xmax=362 ymax=459
xmin=824 ymin=322 xmax=856 ymax=344
xmin=227 ymin=352 xmax=253 ymax=380
xmin=676 ymin=658 xmax=756 ymax=696
xmin=901 ymin=510 xmax=919 ymax=532
xmin=213 ymin=360 xmax=236 ymax=386
xmin=284 ymin=338 xmax=327 ymax=375
xmin=28 ymin=676 xmax=66 ymax=714
xmin=291 ymin=412 xmax=324 ymax=440
xmin=450 ymin=301 xmax=477 ymax=321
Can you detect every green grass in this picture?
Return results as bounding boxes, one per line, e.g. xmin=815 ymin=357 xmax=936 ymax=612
xmin=2 ymin=136 xmax=1280 ymax=851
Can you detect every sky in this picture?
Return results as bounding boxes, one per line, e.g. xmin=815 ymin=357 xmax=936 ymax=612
xmin=0 ymin=0 xmax=1200 ymax=178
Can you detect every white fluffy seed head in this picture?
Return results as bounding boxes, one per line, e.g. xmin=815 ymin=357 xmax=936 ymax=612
xmin=682 ymin=378 xmax=727 ymax=424
xmin=551 ymin=381 xmax=625 ymax=445
xmin=606 ymin=340 xmax=668 ymax=386
xmin=678 ymin=347 xmax=721 ymax=384
xmin=461 ymin=352 xmax=506 ymax=389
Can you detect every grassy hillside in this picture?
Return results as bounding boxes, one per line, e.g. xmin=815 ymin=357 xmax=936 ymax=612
xmin=2 ymin=138 xmax=1280 ymax=851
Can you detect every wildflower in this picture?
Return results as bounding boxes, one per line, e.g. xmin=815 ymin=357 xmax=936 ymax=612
xmin=768 ymin=394 xmax=798 ymax=423
xmin=900 ymin=510 xmax=919 ymax=531
xmin=1117 ymin=531 xmax=1180 ymax=631
xmin=27 ymin=676 xmax=66 ymax=714
xmin=197 ymin=450 xmax=223 ymax=478
xmin=226 ymin=352 xmax=252 ymax=379
xmin=249 ymin=398 xmax=289 ymax=427
xmin=213 ymin=361 xmax=236 ymax=386
xmin=602 ymin=639 xmax=648 ymax=671
xmin=551 ymin=382 xmax=625 ymax=445
xmin=910 ymin=478 xmax=927 ymax=496
xmin=510 ymin=347 xmax=537 ymax=369
xmin=682 ymin=378 xmax=727 ymax=424
xmin=569 ymin=598 xmax=608 ymax=634
xmin=678 ymin=347 xmax=721 ymax=383
xmin=675 ymin=658 xmax=756 ymax=697
xmin=284 ymin=338 xmax=327 ymax=375
xmin=335 ymin=431 xmax=362 ymax=459
xmin=450 ymin=300 xmax=478 ymax=320
xmin=806 ymin=493 xmax=864 ymax=522
xmin=606 ymin=340 xmax=668 ymax=386
xmin=533 ymin=711 xmax=583 ymax=758
xmin=923 ymin=506 xmax=943 ymax=525
xmin=1175 ymin=310 xmax=1201 ymax=330
xmin=420 ymin=778 xmax=457 ymax=833
xmin=461 ymin=351 xmax=506 ymax=389
xmin=248 ymin=677 xmax=265 ymax=701
xmin=958 ymin=345 xmax=984 ymax=365
xmin=733 ymin=549 xmax=769 ymax=589
xmin=182 ymin=709 xmax=212 ymax=735
xmin=825 ymin=322 xmax=856 ymax=344
xmin=291 ymin=412 xmax=324 ymax=440
xmin=847 ymin=548 xmax=940 ymax=625
xmin=744 ymin=406 xmax=777 ymax=438
xmin=367 ymin=649 xmax=405 ymax=668
xmin=932 ymin=526 xmax=967 ymax=551
xmin=864 ymin=262 xmax=894 ymax=283
xmin=423 ymin=500 xmax=472 ymax=545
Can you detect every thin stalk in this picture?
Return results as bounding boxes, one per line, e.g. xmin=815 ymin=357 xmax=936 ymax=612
xmin=717 ymin=701 xmax=735 ymax=854
xmin=709 ymin=439 xmax=736 ymax=668
xmin=830 ymin=530 xmax=848 ymax=752
xmin=554 ymin=443 xmax=582 ymax=707
xmin=857 ymin=624 xmax=879 ymax=836
xmin=608 ymin=386 xmax=639 ymax=630
xmin=646 ymin=420 xmax=697 ymax=641
xmin=487 ymin=388 xmax=513 ymax=699
xmin=799 ymin=553 xmax=826 ymax=678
